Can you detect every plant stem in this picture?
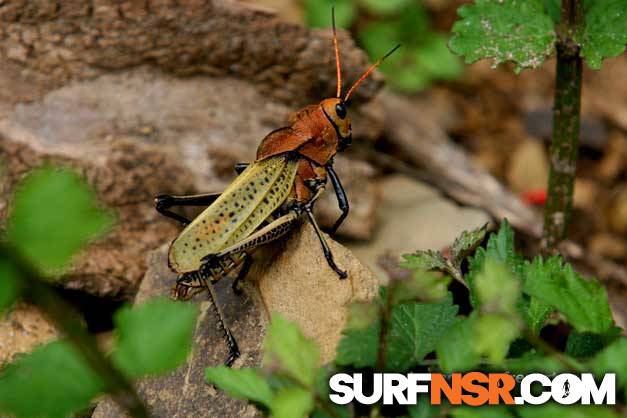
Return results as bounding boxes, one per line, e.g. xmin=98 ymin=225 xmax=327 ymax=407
xmin=2 ymin=247 xmax=150 ymax=418
xmin=376 ymin=287 xmax=394 ymax=371
xmin=542 ymin=0 xmax=583 ymax=254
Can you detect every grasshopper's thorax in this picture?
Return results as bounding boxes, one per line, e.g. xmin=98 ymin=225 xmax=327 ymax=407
xmin=290 ymin=98 xmax=352 ymax=165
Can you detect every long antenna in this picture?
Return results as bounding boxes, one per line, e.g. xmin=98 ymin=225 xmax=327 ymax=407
xmin=344 ymin=44 xmax=401 ymax=102
xmin=332 ymin=7 xmax=342 ymax=98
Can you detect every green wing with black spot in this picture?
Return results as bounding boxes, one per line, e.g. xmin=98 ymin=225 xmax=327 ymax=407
xmin=169 ymin=155 xmax=298 ymax=273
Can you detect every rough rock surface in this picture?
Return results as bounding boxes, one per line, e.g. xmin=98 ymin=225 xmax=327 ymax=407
xmin=0 ymin=0 xmax=380 ymax=107
xmin=0 ymin=303 xmax=58 ymax=366
xmin=0 ymin=0 xmax=383 ymax=298
xmin=93 ymin=222 xmax=378 ymax=417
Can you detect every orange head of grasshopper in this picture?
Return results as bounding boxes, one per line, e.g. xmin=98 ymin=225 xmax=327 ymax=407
xmin=320 ymin=9 xmax=400 ymax=151
xmin=255 ymin=10 xmax=399 ymax=164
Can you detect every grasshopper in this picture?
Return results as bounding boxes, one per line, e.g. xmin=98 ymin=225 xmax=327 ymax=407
xmin=155 ymin=10 xmax=399 ymax=366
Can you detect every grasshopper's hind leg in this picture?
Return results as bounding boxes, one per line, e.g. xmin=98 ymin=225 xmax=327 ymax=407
xmin=155 ymin=192 xmax=221 ymax=225
xmin=205 ymin=281 xmax=240 ymax=366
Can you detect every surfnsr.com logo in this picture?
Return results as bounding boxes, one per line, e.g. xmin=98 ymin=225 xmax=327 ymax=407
xmin=329 ymin=372 xmax=616 ymax=406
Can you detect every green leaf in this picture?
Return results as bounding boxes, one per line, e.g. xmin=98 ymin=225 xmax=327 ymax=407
xmin=112 ymin=297 xmax=198 ymax=377
xmin=204 ymin=366 xmax=273 ymax=408
xmin=335 ymin=319 xmax=380 ymax=368
xmin=312 ymin=367 xmax=351 ymax=418
xmin=414 ymin=34 xmax=465 ymax=81
xmin=466 ymin=219 xmax=524 ymax=307
xmin=566 ymin=331 xmax=608 ymax=358
xmin=436 ymin=315 xmax=480 ymax=372
xmin=346 ymin=302 xmax=379 ymax=330
xmin=271 ymin=387 xmax=314 ymax=418
xmin=359 ymin=0 xmax=414 ymax=15
xmin=0 ymin=256 xmax=20 ymax=313
xmin=360 ymin=21 xmax=403 ymax=60
xmin=543 ymin=0 xmax=561 ymax=24
xmin=408 ymin=398 xmax=440 ymax=418
xmin=400 ymin=250 xmax=449 ymax=273
xmin=451 ymin=405 xmax=516 ymax=418
xmin=449 ymin=0 xmax=557 ymax=71
xmin=305 ymin=0 xmax=355 ymax=29
xmin=6 ymin=167 xmax=113 ymax=274
xmin=577 ymin=0 xmax=627 ymax=69
xmin=474 ymin=314 xmax=519 ymax=364
xmin=391 ymin=270 xmax=451 ymax=304
xmin=475 ymin=258 xmax=521 ymax=316
xmin=264 ymin=314 xmax=320 ymax=387
xmin=450 ymin=224 xmax=488 ymax=268
xmin=0 ymin=340 xmax=104 ymax=418
xmin=592 ymin=337 xmax=627 ymax=389
xmin=517 ymin=404 xmax=620 ymax=418
xmin=386 ymin=295 xmax=459 ymax=370
xmin=520 ymin=294 xmax=553 ymax=335
xmin=523 ymin=256 xmax=614 ymax=334
xmin=503 ymin=352 xmax=567 ymax=374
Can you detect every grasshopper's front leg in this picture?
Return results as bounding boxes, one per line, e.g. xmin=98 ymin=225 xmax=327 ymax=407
xmin=300 ymin=186 xmax=348 ymax=279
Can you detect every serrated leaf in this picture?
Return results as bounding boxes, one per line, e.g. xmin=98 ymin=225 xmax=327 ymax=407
xmin=335 ymin=319 xmax=380 ymax=368
xmin=449 ymin=0 xmax=556 ymax=71
xmin=6 ymin=167 xmax=113 ymax=274
xmin=0 ymin=340 xmax=104 ymax=418
xmin=305 ymin=0 xmax=355 ymax=29
xmin=475 ymin=258 xmax=521 ymax=316
xmin=474 ymin=314 xmax=520 ymax=364
xmin=592 ymin=337 xmax=627 ymax=389
xmin=271 ymin=387 xmax=314 ymax=418
xmin=264 ymin=314 xmax=319 ymax=387
xmin=466 ymin=219 xmax=523 ymax=307
xmin=520 ymin=294 xmax=553 ymax=335
xmin=436 ymin=315 xmax=480 ymax=372
xmin=523 ymin=256 xmax=613 ymax=334
xmin=0 ymin=256 xmax=20 ymax=313
xmin=112 ymin=297 xmax=198 ymax=377
xmin=359 ymin=0 xmax=414 ymax=15
xmin=450 ymin=224 xmax=488 ymax=268
xmin=577 ymin=0 xmax=627 ymax=69
xmin=346 ymin=302 xmax=379 ymax=330
xmin=204 ymin=366 xmax=273 ymax=408
xmin=386 ymin=295 xmax=459 ymax=370
xmin=400 ymin=250 xmax=449 ymax=273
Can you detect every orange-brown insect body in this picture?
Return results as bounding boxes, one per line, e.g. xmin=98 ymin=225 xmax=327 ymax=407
xmin=256 ymin=98 xmax=352 ymax=203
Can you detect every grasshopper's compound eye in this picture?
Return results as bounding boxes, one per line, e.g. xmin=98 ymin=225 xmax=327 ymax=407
xmin=335 ymin=102 xmax=347 ymax=119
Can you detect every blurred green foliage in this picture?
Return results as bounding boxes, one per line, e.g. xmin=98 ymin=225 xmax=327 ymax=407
xmin=0 ymin=166 xmax=199 ymax=418
xmin=208 ymin=220 xmax=626 ymax=417
xmin=305 ymin=0 xmax=463 ymax=92
xmin=6 ymin=167 xmax=113 ymax=275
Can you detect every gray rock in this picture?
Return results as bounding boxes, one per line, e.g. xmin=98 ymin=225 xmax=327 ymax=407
xmin=94 ymin=222 xmax=378 ymax=417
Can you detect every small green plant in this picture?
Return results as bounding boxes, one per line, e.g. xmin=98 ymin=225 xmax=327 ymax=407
xmin=206 ymin=220 xmax=626 ymax=417
xmin=448 ymin=0 xmax=626 ymax=252
xmin=0 ymin=166 xmax=199 ymax=418
xmin=305 ymin=0 xmax=463 ymax=92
